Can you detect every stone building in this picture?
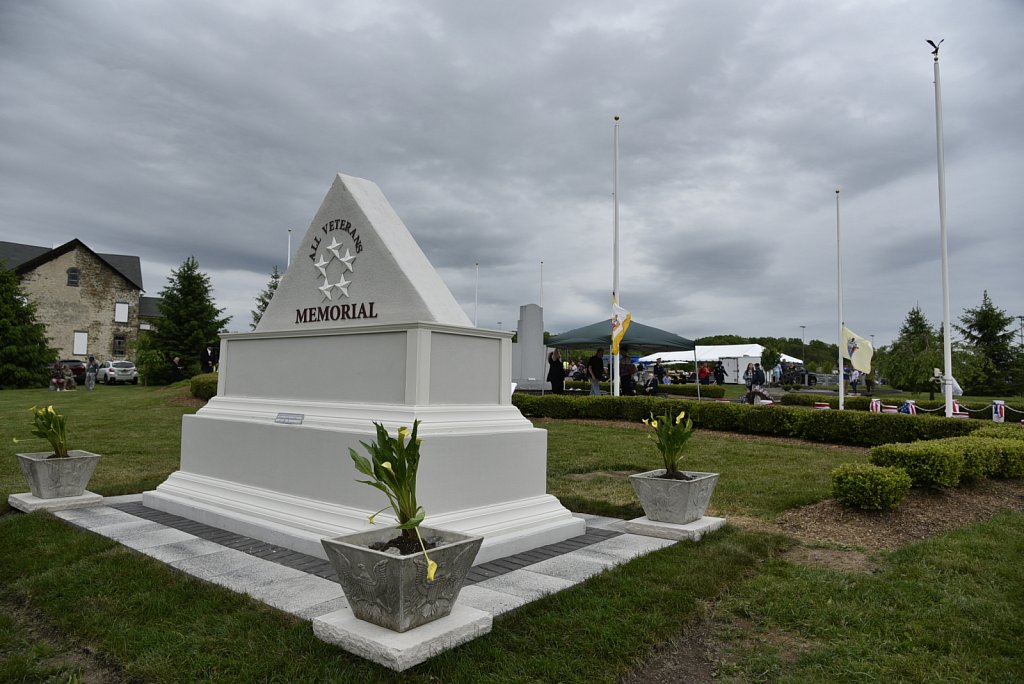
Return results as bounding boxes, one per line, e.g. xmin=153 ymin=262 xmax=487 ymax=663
xmin=0 ymin=239 xmax=160 ymax=361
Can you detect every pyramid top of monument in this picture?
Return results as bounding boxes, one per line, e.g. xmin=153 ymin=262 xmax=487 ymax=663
xmin=256 ymin=174 xmax=472 ymax=332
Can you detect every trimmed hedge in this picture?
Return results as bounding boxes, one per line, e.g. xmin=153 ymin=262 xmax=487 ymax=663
xmin=973 ymin=424 xmax=1024 ymax=441
xmin=831 ymin=462 xmax=912 ymax=511
xmin=512 ymin=394 xmax=982 ymax=447
xmin=190 ymin=372 xmax=218 ymax=401
xmin=869 ymin=441 xmax=965 ymax=488
xmin=563 ymin=380 xmax=726 ymax=398
xmin=779 ymin=393 xmax=1024 ymax=420
xmin=938 ymin=436 xmax=1024 ymax=480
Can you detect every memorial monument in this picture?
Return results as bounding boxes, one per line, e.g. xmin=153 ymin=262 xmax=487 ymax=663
xmin=144 ymin=174 xmax=584 ymax=563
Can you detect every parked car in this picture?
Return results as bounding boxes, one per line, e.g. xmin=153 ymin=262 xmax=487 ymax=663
xmin=57 ymin=359 xmax=87 ymax=384
xmin=97 ymin=360 xmax=138 ymax=384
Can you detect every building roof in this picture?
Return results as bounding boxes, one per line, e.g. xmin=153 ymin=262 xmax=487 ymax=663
xmin=0 ymin=239 xmax=145 ymax=291
xmin=139 ymin=296 xmax=163 ymax=318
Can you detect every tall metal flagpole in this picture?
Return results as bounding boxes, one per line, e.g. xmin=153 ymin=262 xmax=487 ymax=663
xmin=540 ymin=260 xmax=544 ymax=308
xmin=836 ymin=189 xmax=845 ymax=411
xmin=930 ymin=39 xmax=954 ymax=417
xmin=287 ymin=229 xmax=292 ymax=268
xmin=612 ymin=116 xmax=621 ymax=397
xmin=474 ymin=262 xmax=479 ymax=327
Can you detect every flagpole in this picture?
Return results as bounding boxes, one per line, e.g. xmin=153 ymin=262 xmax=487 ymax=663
xmin=612 ymin=115 xmax=621 ymax=397
xmin=287 ymin=229 xmax=292 ymax=268
xmin=474 ymin=262 xmax=479 ymax=327
xmin=836 ymin=188 xmax=845 ymax=411
xmin=540 ymin=260 xmax=544 ymax=308
xmin=931 ymin=40 xmax=954 ymax=418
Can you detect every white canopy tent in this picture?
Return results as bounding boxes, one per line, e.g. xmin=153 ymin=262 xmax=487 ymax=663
xmin=639 ymin=345 xmax=801 ymax=385
xmin=639 ymin=344 xmax=801 ymax=365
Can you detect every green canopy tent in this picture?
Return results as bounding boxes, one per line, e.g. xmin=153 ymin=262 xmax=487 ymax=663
xmin=547 ymin=318 xmax=695 ymax=356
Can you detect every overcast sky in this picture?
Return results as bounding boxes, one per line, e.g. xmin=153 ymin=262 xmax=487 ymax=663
xmin=2 ymin=1 xmax=1021 ymax=348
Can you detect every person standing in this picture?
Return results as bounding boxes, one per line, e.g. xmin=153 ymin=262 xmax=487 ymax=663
xmin=653 ymin=358 xmax=666 ymax=383
xmin=200 ymin=344 xmax=215 ymax=373
xmin=850 ymin=368 xmax=861 ymax=394
xmin=547 ymin=349 xmax=566 ymax=394
xmin=743 ymin=362 xmax=755 ymax=391
xmin=713 ymin=361 xmax=727 ymax=385
xmin=85 ymin=356 xmax=98 ymax=391
xmin=587 ymin=348 xmax=605 ymax=395
xmin=753 ymin=363 xmax=766 ymax=389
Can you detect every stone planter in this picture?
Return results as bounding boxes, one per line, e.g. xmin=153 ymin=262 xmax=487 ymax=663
xmin=629 ymin=469 xmax=719 ymax=525
xmin=322 ymin=526 xmax=482 ymax=633
xmin=16 ymin=450 xmax=101 ymax=499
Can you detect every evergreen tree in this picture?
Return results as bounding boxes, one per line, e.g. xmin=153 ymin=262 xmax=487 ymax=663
xmin=153 ymin=257 xmax=231 ymax=369
xmin=879 ymin=306 xmax=942 ymax=392
xmin=954 ymin=291 xmax=1019 ymax=393
xmin=250 ymin=265 xmax=281 ymax=330
xmin=0 ymin=265 xmax=55 ymax=387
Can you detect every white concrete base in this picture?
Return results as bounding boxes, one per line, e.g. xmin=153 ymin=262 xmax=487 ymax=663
xmin=312 ymin=604 xmax=492 ymax=671
xmin=623 ymin=515 xmax=727 ymax=541
xmin=8 ymin=491 xmax=104 ymax=513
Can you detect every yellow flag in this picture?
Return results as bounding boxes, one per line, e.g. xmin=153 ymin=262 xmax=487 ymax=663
xmin=611 ymin=298 xmax=631 ymax=355
xmin=842 ymin=325 xmax=873 ymax=373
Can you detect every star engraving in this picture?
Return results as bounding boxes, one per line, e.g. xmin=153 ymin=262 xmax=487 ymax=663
xmin=319 ymin=278 xmax=334 ymax=301
xmin=338 ymin=248 xmax=356 ymax=272
xmin=326 ymin=237 xmax=343 ymax=260
xmin=314 ymin=254 xmax=330 ymax=278
xmin=334 ymin=275 xmax=351 ymax=298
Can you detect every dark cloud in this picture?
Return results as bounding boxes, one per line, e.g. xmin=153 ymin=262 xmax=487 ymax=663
xmin=2 ymin=0 xmax=1021 ymax=347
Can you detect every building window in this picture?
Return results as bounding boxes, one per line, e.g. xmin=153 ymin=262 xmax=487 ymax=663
xmin=67 ymin=268 xmax=80 ymax=287
xmin=114 ymin=302 xmax=129 ymax=323
xmin=73 ymin=331 xmax=88 ymax=355
xmin=113 ymin=335 xmax=126 ymax=356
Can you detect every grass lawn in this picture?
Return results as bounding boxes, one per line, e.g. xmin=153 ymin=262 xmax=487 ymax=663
xmin=1 ymin=386 xmax=1021 ymax=682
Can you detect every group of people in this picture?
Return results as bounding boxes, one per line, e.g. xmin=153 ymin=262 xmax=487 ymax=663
xmin=50 ymin=356 xmax=100 ymax=392
xmin=697 ymin=361 xmax=729 ymax=385
xmin=545 ymin=349 xmax=668 ymax=397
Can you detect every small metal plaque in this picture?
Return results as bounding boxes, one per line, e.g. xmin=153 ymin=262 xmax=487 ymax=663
xmin=274 ymin=413 xmax=304 ymax=425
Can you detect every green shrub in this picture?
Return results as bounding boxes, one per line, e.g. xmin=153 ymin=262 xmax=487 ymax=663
xmin=973 ymin=424 xmax=1024 ymax=441
xmin=869 ymin=441 xmax=964 ymax=488
xmin=936 ymin=437 xmax=1001 ymax=481
xmin=831 ymin=462 xmax=912 ymax=511
xmin=512 ymin=394 xmax=983 ymax=447
xmin=190 ymin=373 xmax=218 ymax=401
xmin=563 ymin=381 xmax=725 ymax=398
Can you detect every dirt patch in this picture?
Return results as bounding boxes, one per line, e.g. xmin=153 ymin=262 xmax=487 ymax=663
xmin=621 ymin=618 xmax=717 ymax=684
xmin=766 ymin=478 xmax=1024 ymax=551
xmin=779 ymin=546 xmax=878 ymax=574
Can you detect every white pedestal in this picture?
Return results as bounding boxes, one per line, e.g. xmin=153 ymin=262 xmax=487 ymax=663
xmin=144 ymin=323 xmax=584 ymax=564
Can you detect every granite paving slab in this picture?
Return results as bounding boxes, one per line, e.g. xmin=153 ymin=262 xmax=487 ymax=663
xmin=456 ymin=584 xmax=529 ymax=617
xmin=520 ymin=551 xmax=617 ymax=583
xmin=137 ymin=538 xmax=230 ymax=564
xmin=474 ymin=568 xmax=576 ymax=602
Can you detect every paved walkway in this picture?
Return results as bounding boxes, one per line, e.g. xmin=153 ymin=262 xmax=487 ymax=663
xmin=53 ymin=495 xmax=679 ymax=622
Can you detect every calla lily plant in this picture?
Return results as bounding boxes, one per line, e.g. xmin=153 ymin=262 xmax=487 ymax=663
xmin=13 ymin=405 xmax=70 ymax=459
xmin=642 ymin=409 xmax=695 ymax=477
xmin=350 ymin=419 xmax=437 ymax=581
